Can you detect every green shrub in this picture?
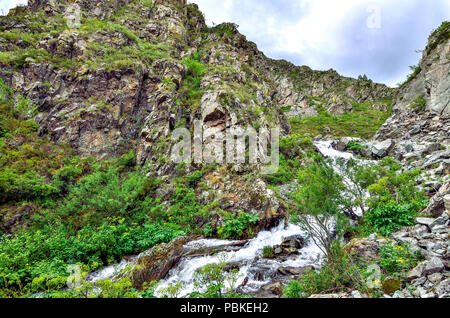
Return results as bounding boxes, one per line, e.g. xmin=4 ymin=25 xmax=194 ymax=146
xmin=378 ymin=243 xmax=421 ymax=277
xmin=408 ymin=94 xmax=427 ymax=112
xmin=262 ymin=246 xmax=275 ymax=259
xmin=191 ymin=255 xmax=244 ymax=298
xmin=365 ymin=203 xmax=416 ymax=236
xmin=218 ymin=212 xmax=259 ymax=239
xmin=283 ymin=244 xmax=366 ymax=298
xmin=186 ymin=170 xmax=204 ymax=187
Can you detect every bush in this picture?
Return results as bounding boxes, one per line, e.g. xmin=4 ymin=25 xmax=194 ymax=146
xmin=365 ymin=203 xmax=416 ymax=236
xmin=283 ymin=243 xmax=366 ymax=298
xmin=186 ymin=170 xmax=204 ymax=187
xmin=408 ymin=94 xmax=427 ymax=112
xmin=218 ymin=212 xmax=259 ymax=239
xmin=0 ymin=220 xmax=184 ymax=293
xmin=262 ymin=246 xmax=275 ymax=259
xmin=191 ymin=254 xmax=243 ymax=298
xmin=378 ymin=244 xmax=421 ymax=277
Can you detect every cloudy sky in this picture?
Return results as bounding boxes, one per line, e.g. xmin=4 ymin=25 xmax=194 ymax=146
xmin=1 ymin=0 xmax=449 ymax=87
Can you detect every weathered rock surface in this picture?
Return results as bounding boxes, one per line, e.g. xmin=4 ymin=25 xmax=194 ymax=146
xmin=129 ymin=236 xmax=187 ymax=289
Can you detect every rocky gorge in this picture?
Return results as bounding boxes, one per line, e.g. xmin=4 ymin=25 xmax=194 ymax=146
xmin=0 ymin=0 xmax=449 ymax=299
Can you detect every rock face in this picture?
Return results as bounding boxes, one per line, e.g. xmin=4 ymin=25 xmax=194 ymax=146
xmin=444 ymin=194 xmax=450 ymax=216
xmin=129 ymin=236 xmax=187 ymax=289
xmin=390 ymin=214 xmax=450 ymax=298
xmin=423 ymin=183 xmax=450 ymax=217
xmin=371 ymin=22 xmax=450 ymax=187
xmin=0 ymin=0 xmax=393 ymax=162
xmin=394 ymin=22 xmax=450 ymax=115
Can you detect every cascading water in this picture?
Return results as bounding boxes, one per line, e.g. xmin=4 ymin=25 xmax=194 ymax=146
xmin=154 ymin=221 xmax=323 ymax=297
xmin=84 ymin=140 xmax=370 ymax=297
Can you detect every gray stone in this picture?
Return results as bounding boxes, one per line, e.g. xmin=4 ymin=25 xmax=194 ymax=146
xmin=368 ymin=233 xmax=377 ymax=241
xmin=274 ymin=247 xmax=283 ymax=255
xmin=351 ymin=290 xmax=362 ymax=298
xmin=415 ymin=217 xmax=435 ymax=227
xmin=370 ymin=139 xmax=395 ymax=157
xmin=428 ymin=273 xmax=443 ymax=283
xmin=444 ymin=194 xmax=450 ymax=216
xmin=412 ymin=286 xmax=426 ymax=297
xmin=435 ymin=279 xmax=450 ymax=297
xmin=423 ymin=257 xmax=445 ymax=276
xmin=407 ymin=263 xmax=425 ymax=281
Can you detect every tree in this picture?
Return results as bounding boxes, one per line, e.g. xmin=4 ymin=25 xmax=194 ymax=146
xmin=290 ymin=160 xmax=350 ymax=260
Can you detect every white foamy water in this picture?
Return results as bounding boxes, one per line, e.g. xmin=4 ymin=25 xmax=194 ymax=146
xmin=155 ymin=221 xmax=323 ymax=297
xmin=82 ymin=140 xmax=370 ymax=297
xmin=315 ymin=140 xmax=373 ymax=217
xmin=86 ymin=258 xmax=135 ymax=283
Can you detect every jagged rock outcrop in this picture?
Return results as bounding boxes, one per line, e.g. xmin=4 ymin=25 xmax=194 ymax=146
xmin=0 ymin=0 xmax=396 ymax=229
xmin=370 ymin=22 xmax=450 ymax=187
xmin=394 ymin=22 xmax=450 ymax=115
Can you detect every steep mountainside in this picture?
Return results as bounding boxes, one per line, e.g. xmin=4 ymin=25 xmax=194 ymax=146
xmin=1 ymin=0 xmax=448 ymax=299
xmin=1 ymin=0 xmax=393 ymax=161
xmin=373 ymin=22 xmax=450 ymax=189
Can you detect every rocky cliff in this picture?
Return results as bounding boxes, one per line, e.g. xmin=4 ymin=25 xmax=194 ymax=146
xmin=372 ymin=22 xmax=449 ymax=189
xmin=0 ymin=0 xmax=393 ymax=161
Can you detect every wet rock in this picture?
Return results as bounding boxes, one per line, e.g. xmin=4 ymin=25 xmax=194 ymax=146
xmin=277 ymin=266 xmax=314 ymax=276
xmin=262 ymin=282 xmax=283 ymax=296
xmin=129 ymin=237 xmax=187 ymax=289
xmin=281 ymin=235 xmax=304 ymax=249
xmin=183 ymin=240 xmax=248 ymax=257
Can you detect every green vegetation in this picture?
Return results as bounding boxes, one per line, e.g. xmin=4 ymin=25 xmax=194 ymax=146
xmin=264 ymin=135 xmax=313 ymax=185
xmin=365 ymin=204 xmax=417 ymax=236
xmin=284 ymin=149 xmax=427 ymax=297
xmin=179 ymin=52 xmax=206 ymax=110
xmin=0 ymin=80 xmax=257 ymax=297
xmin=290 ymin=99 xmax=393 ymax=139
xmin=401 ymin=65 xmax=422 ymax=88
xmin=425 ymin=21 xmax=450 ymax=55
xmin=218 ymin=212 xmax=259 ymax=239
xmin=262 ymin=246 xmax=275 ymax=259
xmin=408 ymin=94 xmax=427 ymax=112
xmin=190 ymin=254 xmax=245 ymax=298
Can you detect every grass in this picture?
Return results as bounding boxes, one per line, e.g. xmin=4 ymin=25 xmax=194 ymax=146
xmin=425 ymin=21 xmax=450 ymax=55
xmin=290 ymin=99 xmax=393 ymax=139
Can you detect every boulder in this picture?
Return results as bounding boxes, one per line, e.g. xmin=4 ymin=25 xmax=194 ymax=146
xmin=423 ymin=183 xmax=450 ymax=217
xmin=370 ymin=139 xmax=394 ymax=158
xmin=382 ymin=278 xmax=402 ymax=296
xmin=407 ymin=263 xmax=425 ymax=281
xmin=262 ymin=282 xmax=283 ymax=296
xmin=435 ymin=279 xmax=450 ymax=297
xmin=415 ymin=217 xmax=435 ymax=227
xmin=423 ymin=257 xmax=445 ymax=276
xmin=129 ymin=236 xmax=187 ymax=289
xmin=281 ymin=235 xmax=304 ymax=249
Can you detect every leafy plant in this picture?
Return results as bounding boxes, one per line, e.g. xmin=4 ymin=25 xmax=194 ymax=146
xmin=218 ymin=212 xmax=259 ymax=239
xmin=365 ymin=204 xmax=417 ymax=236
